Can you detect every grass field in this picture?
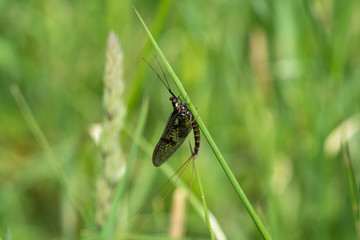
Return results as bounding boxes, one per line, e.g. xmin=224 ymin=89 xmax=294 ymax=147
xmin=1 ymin=0 xmax=360 ymax=239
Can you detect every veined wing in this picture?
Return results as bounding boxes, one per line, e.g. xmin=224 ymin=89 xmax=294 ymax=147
xmin=152 ymin=111 xmax=192 ymax=167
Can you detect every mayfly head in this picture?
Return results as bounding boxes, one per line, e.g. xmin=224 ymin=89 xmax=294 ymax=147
xmin=170 ymin=96 xmax=179 ymax=109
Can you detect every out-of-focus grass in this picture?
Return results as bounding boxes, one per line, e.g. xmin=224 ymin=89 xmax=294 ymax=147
xmin=1 ymin=0 xmax=360 ymax=239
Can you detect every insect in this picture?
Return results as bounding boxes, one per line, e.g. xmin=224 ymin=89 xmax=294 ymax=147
xmin=144 ymin=58 xmax=200 ymax=167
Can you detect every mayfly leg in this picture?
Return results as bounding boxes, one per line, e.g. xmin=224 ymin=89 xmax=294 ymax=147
xmin=183 ymin=141 xmax=197 ymax=239
xmin=137 ymin=155 xmax=194 ymax=233
xmin=129 ymin=156 xmax=194 ymax=220
xmin=184 ymin=155 xmax=195 ymax=239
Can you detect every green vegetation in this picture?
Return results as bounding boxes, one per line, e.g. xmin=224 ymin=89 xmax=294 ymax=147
xmin=1 ymin=0 xmax=359 ymax=239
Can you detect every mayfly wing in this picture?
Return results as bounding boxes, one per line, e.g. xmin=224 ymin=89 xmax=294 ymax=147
xmin=152 ymin=110 xmax=193 ymax=167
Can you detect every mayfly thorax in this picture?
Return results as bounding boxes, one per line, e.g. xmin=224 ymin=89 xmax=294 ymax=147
xmin=144 ymin=58 xmax=200 ymax=167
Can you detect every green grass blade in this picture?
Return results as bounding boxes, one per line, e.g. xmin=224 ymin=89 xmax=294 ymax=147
xmin=127 ymin=0 xmax=173 ymax=114
xmin=123 ymin=126 xmax=226 ymax=239
xmin=133 ymin=6 xmax=272 ymax=239
xmin=10 ymin=85 xmax=86 ymax=220
xmin=6 ymin=227 xmax=12 ymax=240
xmin=101 ymin=97 xmax=149 ymax=239
xmin=342 ymin=139 xmax=360 ymax=238
xmin=194 ymin=160 xmax=215 ymax=240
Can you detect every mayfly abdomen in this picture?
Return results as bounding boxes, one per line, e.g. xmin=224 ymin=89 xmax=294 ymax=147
xmin=191 ymin=119 xmax=200 ymax=157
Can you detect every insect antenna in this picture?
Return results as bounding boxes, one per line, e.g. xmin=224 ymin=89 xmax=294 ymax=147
xmin=142 ymin=57 xmax=177 ymax=99
xmin=154 ymin=55 xmax=173 ymax=95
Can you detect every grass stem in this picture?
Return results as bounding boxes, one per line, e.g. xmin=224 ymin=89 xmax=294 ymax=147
xmin=133 ymin=6 xmax=272 ymax=240
xmin=194 ymin=160 xmax=215 ymax=239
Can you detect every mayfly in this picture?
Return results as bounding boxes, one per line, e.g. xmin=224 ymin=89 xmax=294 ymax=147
xmin=144 ymin=58 xmax=200 ymax=167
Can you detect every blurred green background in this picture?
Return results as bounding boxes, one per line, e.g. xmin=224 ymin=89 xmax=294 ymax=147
xmin=1 ymin=0 xmax=360 ymax=239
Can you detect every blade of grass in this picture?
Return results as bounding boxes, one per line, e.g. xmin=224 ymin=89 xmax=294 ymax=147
xmin=342 ymin=136 xmax=360 ymax=238
xmin=193 ymin=160 xmax=215 ymax=240
xmin=10 ymin=85 xmax=86 ymax=220
xmin=123 ymin=126 xmax=226 ymax=239
xmin=6 ymin=227 xmax=12 ymax=240
xmin=127 ymin=0 xmax=173 ymax=115
xmin=101 ymin=97 xmax=149 ymax=239
xmin=133 ymin=6 xmax=272 ymax=240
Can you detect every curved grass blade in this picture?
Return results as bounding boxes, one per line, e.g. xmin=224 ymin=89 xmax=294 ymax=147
xmin=194 ymin=158 xmax=215 ymax=240
xmin=342 ymin=137 xmax=360 ymax=238
xmin=10 ymin=85 xmax=86 ymax=220
xmin=133 ymin=6 xmax=272 ymax=240
xmin=101 ymin=97 xmax=149 ymax=239
xmin=124 ymin=125 xmax=227 ymax=239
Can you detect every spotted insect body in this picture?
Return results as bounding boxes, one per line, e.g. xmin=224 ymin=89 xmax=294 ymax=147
xmin=152 ymin=96 xmax=200 ymax=167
